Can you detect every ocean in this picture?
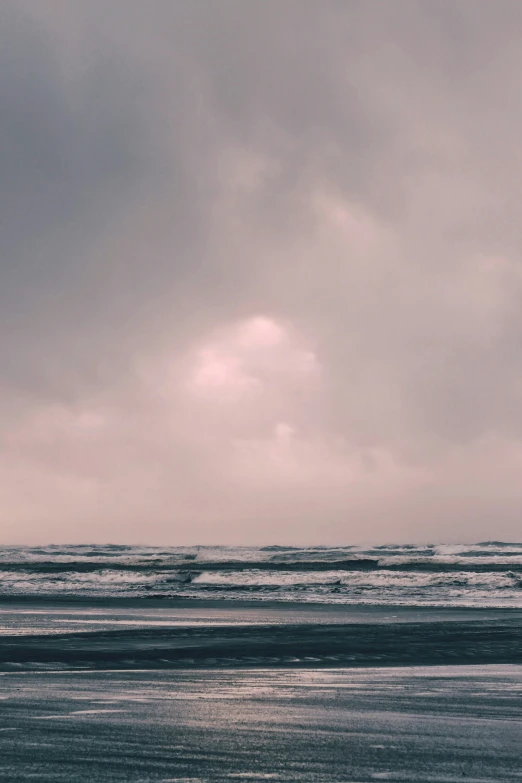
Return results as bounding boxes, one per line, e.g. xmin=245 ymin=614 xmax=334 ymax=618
xmin=1 ymin=541 xmax=522 ymax=606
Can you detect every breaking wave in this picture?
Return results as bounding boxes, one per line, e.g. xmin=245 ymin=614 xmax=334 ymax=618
xmin=1 ymin=543 xmax=521 ymax=606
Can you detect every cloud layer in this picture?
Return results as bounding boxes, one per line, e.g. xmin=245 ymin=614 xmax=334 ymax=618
xmin=1 ymin=1 xmax=522 ymax=544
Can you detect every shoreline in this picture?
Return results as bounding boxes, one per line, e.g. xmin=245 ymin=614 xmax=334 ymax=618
xmin=2 ymin=594 xmax=522 ymax=615
xmin=1 ymin=599 xmax=520 ymax=671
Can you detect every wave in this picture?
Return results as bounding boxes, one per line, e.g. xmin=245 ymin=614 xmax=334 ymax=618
xmin=1 ymin=557 xmax=522 ymax=575
xmin=1 ymin=543 xmax=522 ymax=607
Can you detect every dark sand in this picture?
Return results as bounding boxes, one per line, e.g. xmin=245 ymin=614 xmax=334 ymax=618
xmin=1 ymin=600 xmax=521 ymax=670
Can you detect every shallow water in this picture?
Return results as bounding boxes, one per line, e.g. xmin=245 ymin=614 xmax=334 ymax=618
xmin=0 ymin=601 xmax=520 ymax=671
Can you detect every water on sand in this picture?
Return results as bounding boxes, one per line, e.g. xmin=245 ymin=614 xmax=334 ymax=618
xmin=1 ymin=665 xmax=521 ymax=782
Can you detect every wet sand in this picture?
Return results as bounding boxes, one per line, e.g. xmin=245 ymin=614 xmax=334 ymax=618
xmin=1 ymin=665 xmax=521 ymax=782
xmin=1 ymin=600 xmax=521 ymax=780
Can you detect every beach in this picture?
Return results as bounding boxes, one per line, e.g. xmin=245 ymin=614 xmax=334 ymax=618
xmin=2 ymin=663 xmax=521 ymax=782
xmin=1 ymin=546 xmax=521 ymax=779
xmin=1 ymin=599 xmax=521 ymax=781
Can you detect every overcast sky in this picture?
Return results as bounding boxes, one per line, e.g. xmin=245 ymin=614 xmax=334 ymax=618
xmin=1 ymin=1 xmax=522 ymax=545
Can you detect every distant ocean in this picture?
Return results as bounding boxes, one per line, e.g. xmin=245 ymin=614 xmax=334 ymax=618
xmin=2 ymin=542 xmax=522 ymax=606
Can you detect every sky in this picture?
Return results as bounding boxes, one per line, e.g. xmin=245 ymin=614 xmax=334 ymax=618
xmin=1 ymin=1 xmax=522 ymax=545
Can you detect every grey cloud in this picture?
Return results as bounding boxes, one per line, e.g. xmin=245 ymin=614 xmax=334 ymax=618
xmin=0 ymin=2 xmax=222 ymax=400
xmin=1 ymin=1 xmax=522 ymax=542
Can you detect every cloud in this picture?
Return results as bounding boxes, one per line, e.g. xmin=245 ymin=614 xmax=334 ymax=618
xmin=185 ymin=316 xmax=318 ymax=405
xmin=1 ymin=1 xmax=522 ymax=543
